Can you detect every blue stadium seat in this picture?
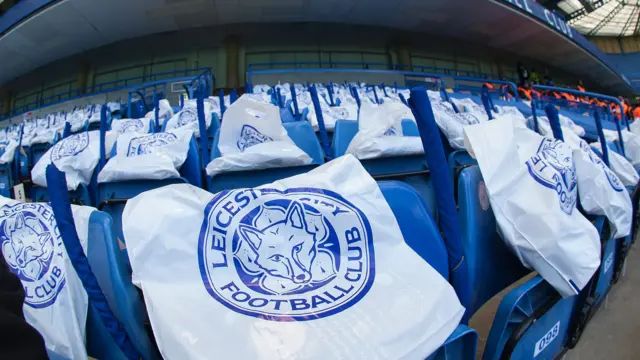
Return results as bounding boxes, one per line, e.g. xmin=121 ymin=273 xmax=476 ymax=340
xmin=97 ymin=134 xmax=202 ymax=256
xmin=90 ymin=179 xmax=477 ymax=359
xmin=379 ymin=180 xmax=478 ymax=359
xmin=31 ymin=177 xmax=95 ymax=206
xmin=457 ymin=165 xmax=579 ymax=360
xmin=84 ymin=210 xmax=158 ymax=360
xmin=208 ymin=121 xmax=324 ymax=192
xmin=332 ymin=119 xmax=435 ymax=215
xmin=29 ymin=142 xmax=52 ymax=168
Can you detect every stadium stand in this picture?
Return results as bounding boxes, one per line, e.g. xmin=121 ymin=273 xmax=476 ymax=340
xmin=2 ymin=1 xmax=640 ymax=360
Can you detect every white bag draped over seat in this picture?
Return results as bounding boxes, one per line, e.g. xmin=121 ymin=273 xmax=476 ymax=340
xmin=145 ymin=99 xmax=174 ymax=126
xmin=431 ymin=99 xmax=484 ymax=150
xmin=0 ymin=197 xmax=95 ymax=359
xmin=591 ymin=142 xmax=640 ymax=187
xmin=206 ymin=95 xmax=312 ymax=177
xmin=123 ymin=155 xmax=464 ymax=360
xmin=464 ymin=116 xmax=600 ymax=297
xmin=98 ymin=128 xmax=193 ymax=183
xmin=164 ymin=100 xmax=212 ymax=137
xmin=110 ymin=118 xmax=153 ymax=135
xmin=346 ymin=102 xmax=424 ymax=160
xmin=31 ymin=130 xmax=118 ymax=190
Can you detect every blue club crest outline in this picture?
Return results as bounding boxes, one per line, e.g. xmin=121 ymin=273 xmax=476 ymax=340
xmin=581 ymin=142 xmax=624 ymax=192
xmin=0 ymin=203 xmax=65 ymax=309
xmin=526 ymin=138 xmax=578 ymax=215
xmin=126 ymin=132 xmax=178 ymax=157
xmin=236 ymin=125 xmax=273 ymax=152
xmin=50 ymin=132 xmax=90 ymax=161
xmin=115 ymin=119 xmax=145 ymax=134
xmin=197 ymin=187 xmax=375 ymax=322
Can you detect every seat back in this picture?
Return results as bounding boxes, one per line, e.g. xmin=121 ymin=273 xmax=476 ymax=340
xmin=457 ymin=166 xmax=582 ymax=360
xmin=30 ymin=143 xmax=52 ymax=168
xmin=0 ymin=163 xmax=12 ymax=198
xmin=457 ymin=165 xmax=530 ymax=316
xmin=86 ymin=210 xmax=158 ymax=360
xmin=208 ymin=121 xmax=324 ymax=192
xmin=379 ymin=180 xmax=477 ymax=358
xmin=97 ymin=135 xmax=202 ymax=258
xmin=332 ymin=119 xmax=435 ymax=215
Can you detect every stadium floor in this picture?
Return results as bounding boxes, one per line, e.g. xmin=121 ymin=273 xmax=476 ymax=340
xmin=471 ymin=237 xmax=640 ymax=360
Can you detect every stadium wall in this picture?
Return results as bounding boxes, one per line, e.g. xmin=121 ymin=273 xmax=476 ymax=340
xmin=0 ymin=23 xmax=583 ymax=116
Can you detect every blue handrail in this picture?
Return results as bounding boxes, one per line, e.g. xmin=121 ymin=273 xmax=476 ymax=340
xmin=533 ymin=84 xmax=629 ymax=156
xmin=2 ymin=67 xmax=213 ymax=121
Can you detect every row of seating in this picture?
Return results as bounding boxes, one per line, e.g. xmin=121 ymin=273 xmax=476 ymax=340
xmin=2 ymin=74 xmax=638 ymax=360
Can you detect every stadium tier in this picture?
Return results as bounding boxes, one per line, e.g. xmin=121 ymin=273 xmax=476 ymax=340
xmin=1 ymin=1 xmax=640 ymax=360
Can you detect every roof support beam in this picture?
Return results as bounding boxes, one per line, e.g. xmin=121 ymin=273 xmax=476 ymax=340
xmin=568 ymin=0 xmax=610 ymax=22
xmin=587 ymin=1 xmax=625 ymax=35
xmin=621 ymin=5 xmax=639 ymax=36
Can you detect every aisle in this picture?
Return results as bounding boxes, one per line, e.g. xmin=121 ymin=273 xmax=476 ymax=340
xmin=470 ymin=240 xmax=640 ymax=360
xmin=566 ymin=243 xmax=640 ymax=360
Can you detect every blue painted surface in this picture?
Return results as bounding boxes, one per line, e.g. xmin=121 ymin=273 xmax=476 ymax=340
xmin=0 ymin=0 xmax=58 ymax=35
xmin=498 ymin=0 xmax=632 ymax=88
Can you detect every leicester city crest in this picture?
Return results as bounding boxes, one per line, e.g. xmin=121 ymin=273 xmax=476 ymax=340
xmin=581 ymin=141 xmax=624 ymax=192
xmin=126 ymin=132 xmax=177 ymax=157
xmin=50 ymin=132 xmax=89 ymax=161
xmin=526 ymin=138 xmax=578 ymax=215
xmin=177 ymin=108 xmax=197 ymax=127
xmin=116 ymin=119 xmax=144 ymax=134
xmin=236 ymin=125 xmax=273 ymax=152
xmin=0 ymin=203 xmax=65 ymax=308
xmin=198 ymin=188 xmax=375 ymax=321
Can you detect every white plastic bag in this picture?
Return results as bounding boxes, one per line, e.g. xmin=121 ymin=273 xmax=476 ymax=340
xmin=346 ymin=102 xmax=424 ymax=160
xmin=591 ymin=142 xmax=640 ymax=187
xmin=0 ymin=140 xmax=19 ymax=164
xmin=31 ymin=130 xmax=118 ymax=190
xmin=432 ymin=100 xmax=484 ymax=149
xmin=97 ymin=128 xmax=192 ymax=183
xmin=534 ymin=122 xmax=632 ymax=237
xmin=145 ymin=99 xmax=174 ymax=125
xmin=494 ymin=106 xmax=526 ymax=123
xmin=573 ymin=141 xmax=632 ymax=238
xmin=0 ymin=197 xmax=94 ymax=359
xmin=206 ymin=95 xmax=312 ymax=177
xmin=451 ymin=98 xmax=489 ymax=122
xmin=464 ymin=116 xmax=600 ymax=297
xmin=164 ymin=100 xmax=212 ymax=137
xmin=298 ymin=91 xmax=358 ymax=131
xmin=110 ymin=118 xmax=152 ymax=135
xmin=123 ymin=154 xmax=464 ymax=360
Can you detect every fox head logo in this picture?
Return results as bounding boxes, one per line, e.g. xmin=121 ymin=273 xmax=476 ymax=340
xmin=234 ymin=201 xmax=336 ymax=295
xmin=542 ymin=140 xmax=576 ymax=192
xmin=527 ymin=139 xmax=577 ymax=215
xmin=236 ymin=125 xmax=273 ymax=152
xmin=117 ymin=119 xmax=144 ymax=134
xmin=177 ymin=108 xmax=197 ymax=127
xmin=51 ymin=132 xmax=89 ymax=161
xmin=1 ymin=212 xmax=53 ymax=282
xmin=127 ymin=132 xmax=177 ymax=157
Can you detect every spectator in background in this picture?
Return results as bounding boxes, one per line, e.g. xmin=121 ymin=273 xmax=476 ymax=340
xmin=632 ymin=100 xmax=640 ymax=120
xmin=530 ymin=68 xmax=540 ymax=84
xmin=517 ymin=61 xmax=529 ymax=87
xmin=577 ymin=80 xmax=586 ymax=92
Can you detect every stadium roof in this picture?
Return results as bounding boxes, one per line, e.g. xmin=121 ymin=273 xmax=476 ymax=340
xmin=558 ymin=0 xmax=640 ymax=37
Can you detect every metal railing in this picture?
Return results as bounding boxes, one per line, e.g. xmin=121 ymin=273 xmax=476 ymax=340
xmin=2 ymin=67 xmax=212 ymax=121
